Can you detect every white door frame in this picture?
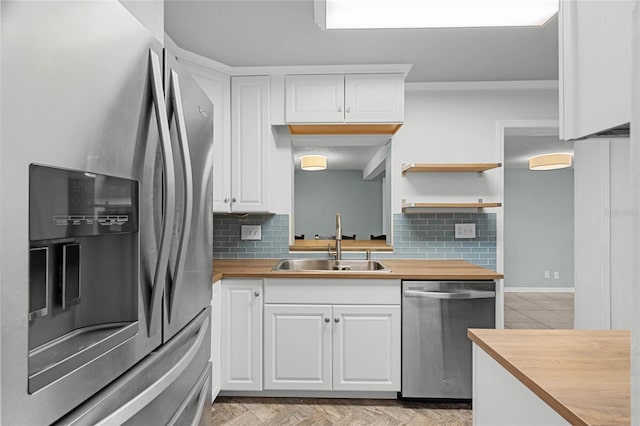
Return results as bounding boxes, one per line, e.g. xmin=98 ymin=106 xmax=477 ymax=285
xmin=494 ymin=119 xmax=560 ymax=327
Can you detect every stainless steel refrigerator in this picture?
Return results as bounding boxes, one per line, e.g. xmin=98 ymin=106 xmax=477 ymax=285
xmin=1 ymin=2 xmax=213 ymax=424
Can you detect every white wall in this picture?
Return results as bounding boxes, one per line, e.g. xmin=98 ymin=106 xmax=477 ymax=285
xmin=391 ymin=86 xmax=559 ymax=215
xmin=294 ymin=170 xmax=383 ymax=239
xmin=119 ymin=0 xmax=164 ymax=42
xmin=504 ymin=169 xmax=574 ymax=288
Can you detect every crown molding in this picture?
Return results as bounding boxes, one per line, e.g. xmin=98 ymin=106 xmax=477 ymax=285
xmin=232 ymin=63 xmax=413 ymax=77
xmin=164 ymin=34 xmax=412 ymax=78
xmin=406 ymin=80 xmax=559 ymax=91
xmin=164 ymin=34 xmax=234 ymax=75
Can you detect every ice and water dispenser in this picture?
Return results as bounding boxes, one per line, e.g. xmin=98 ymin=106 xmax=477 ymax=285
xmin=28 ymin=165 xmax=139 ymax=393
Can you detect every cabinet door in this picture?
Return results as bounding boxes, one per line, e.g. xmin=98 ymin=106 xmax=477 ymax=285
xmin=559 ymin=1 xmax=631 ymax=140
xmin=332 ymin=305 xmax=400 ymax=391
xmin=344 ymin=74 xmax=404 ymax=123
xmin=231 ymin=76 xmax=270 ymax=212
xmin=188 ymin=69 xmax=232 ymax=213
xmin=221 ymin=279 xmax=263 ymax=391
xmin=264 ymin=304 xmax=332 ymax=390
xmin=285 ymin=74 xmax=345 ymax=123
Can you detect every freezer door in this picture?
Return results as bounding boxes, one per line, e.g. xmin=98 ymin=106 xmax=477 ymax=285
xmin=54 ymin=307 xmax=212 ymax=426
xmin=1 ymin=2 xmax=165 ymax=424
xmin=162 ymin=51 xmax=214 ymax=342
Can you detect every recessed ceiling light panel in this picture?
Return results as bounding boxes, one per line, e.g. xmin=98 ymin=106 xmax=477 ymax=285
xmin=322 ymin=0 xmax=559 ymax=29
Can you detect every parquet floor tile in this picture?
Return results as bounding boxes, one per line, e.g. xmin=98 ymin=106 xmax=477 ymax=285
xmin=211 ymin=398 xmax=471 ymax=425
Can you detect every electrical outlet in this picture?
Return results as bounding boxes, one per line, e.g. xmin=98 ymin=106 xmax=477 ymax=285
xmin=241 ymin=225 xmax=262 ymax=240
xmin=544 ymin=271 xmax=550 ymax=279
xmin=554 ymin=272 xmax=560 ymax=279
xmin=454 ymin=223 xmax=476 ymax=239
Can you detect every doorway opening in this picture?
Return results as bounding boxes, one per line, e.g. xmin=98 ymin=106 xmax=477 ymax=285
xmin=497 ymin=120 xmax=574 ymax=329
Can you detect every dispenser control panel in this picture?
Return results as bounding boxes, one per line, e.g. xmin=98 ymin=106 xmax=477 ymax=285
xmin=29 ymin=164 xmax=138 ymax=240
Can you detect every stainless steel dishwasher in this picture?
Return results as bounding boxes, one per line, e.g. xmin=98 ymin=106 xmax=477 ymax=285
xmin=402 ymin=280 xmax=495 ymax=399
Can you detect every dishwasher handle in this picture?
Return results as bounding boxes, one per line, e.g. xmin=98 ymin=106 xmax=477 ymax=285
xmin=404 ymin=289 xmax=495 ymax=300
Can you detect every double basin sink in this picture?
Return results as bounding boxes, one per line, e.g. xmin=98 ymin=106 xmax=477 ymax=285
xmin=272 ymin=258 xmax=391 ymax=273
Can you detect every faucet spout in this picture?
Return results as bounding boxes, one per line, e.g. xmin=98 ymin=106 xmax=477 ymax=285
xmin=335 ymin=213 xmax=342 ymax=260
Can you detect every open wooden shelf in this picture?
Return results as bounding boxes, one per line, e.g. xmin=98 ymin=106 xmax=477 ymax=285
xmin=402 ymin=200 xmax=502 ymax=213
xmin=401 ymin=163 xmax=502 ymax=174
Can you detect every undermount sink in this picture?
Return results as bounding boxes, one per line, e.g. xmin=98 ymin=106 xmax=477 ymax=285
xmin=272 ymin=258 xmax=391 ymax=272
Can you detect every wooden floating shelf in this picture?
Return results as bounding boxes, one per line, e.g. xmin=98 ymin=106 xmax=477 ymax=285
xmin=402 ymin=201 xmax=502 ymax=213
xmin=401 ymin=163 xmax=502 ymax=174
xmin=288 ymin=123 xmax=403 ymax=135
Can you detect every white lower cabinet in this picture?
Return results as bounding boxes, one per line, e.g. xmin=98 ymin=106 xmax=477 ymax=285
xmin=263 ymin=282 xmax=401 ymax=393
xmin=221 ymin=279 xmax=263 ymax=391
xmin=264 ymin=304 xmax=332 ymax=390
xmin=211 ymin=280 xmax=222 ymax=401
xmin=332 ymin=305 xmax=400 ymax=391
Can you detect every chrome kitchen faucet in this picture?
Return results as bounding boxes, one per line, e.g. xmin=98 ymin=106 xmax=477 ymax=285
xmin=335 ymin=212 xmax=342 ymax=260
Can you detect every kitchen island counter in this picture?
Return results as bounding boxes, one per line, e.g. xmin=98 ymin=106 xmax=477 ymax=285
xmin=213 ymin=258 xmax=503 ymax=280
xmin=468 ymin=329 xmax=630 ymax=426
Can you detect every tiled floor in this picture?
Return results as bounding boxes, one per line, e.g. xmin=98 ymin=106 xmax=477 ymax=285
xmin=211 ymin=397 xmax=471 ymax=425
xmin=504 ymin=292 xmax=574 ymax=329
xmin=211 ymin=292 xmax=575 ymax=425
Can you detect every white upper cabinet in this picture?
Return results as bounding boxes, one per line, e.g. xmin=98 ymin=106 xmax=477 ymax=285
xmin=186 ymin=69 xmax=232 ymax=213
xmin=226 ymin=76 xmax=270 ymax=212
xmin=344 ymin=74 xmax=404 ymax=123
xmin=559 ymin=0 xmax=632 ymax=140
xmin=285 ymin=73 xmax=404 ymax=123
xmin=285 ymin=75 xmax=345 ymax=123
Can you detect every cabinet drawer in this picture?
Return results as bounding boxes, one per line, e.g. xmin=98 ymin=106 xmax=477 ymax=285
xmin=264 ymin=279 xmax=401 ymax=304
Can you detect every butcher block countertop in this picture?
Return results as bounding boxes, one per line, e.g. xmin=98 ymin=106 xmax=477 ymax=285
xmin=213 ymin=259 xmax=503 ymax=280
xmin=290 ymin=240 xmax=393 ymax=252
xmin=468 ymin=329 xmax=630 ymax=426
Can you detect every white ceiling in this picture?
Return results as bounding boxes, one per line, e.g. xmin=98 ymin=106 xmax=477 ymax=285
xmin=165 ymin=2 xmax=561 ymax=172
xmin=164 ymin=0 xmax=559 ymax=82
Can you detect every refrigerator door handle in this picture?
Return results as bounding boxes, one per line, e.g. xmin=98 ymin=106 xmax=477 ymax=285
xmin=167 ymin=69 xmax=194 ymax=321
xmin=93 ymin=319 xmax=209 ymax=426
xmin=187 ymin=376 xmax=210 ymax=426
xmin=149 ymin=49 xmax=176 ymax=336
xmin=167 ymin=366 xmax=210 ymax=426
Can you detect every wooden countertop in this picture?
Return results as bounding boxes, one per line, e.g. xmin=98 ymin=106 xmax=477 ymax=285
xmin=290 ymin=240 xmax=393 ymax=252
xmin=468 ymin=329 xmax=630 ymax=426
xmin=213 ymin=259 xmax=503 ymax=280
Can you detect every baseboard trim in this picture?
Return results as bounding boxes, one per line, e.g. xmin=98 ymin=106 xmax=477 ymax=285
xmin=504 ymin=287 xmax=575 ymax=293
xmin=219 ymin=390 xmax=398 ymax=399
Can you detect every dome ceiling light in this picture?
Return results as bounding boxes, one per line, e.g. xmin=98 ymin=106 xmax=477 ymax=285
xmin=300 ymin=155 xmax=328 ymax=171
xmin=529 ymin=153 xmax=573 ymax=171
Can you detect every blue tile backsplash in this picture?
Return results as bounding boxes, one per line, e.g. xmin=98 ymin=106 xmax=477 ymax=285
xmin=213 ymin=214 xmax=289 ymax=259
xmin=213 ymin=212 xmax=497 ymax=271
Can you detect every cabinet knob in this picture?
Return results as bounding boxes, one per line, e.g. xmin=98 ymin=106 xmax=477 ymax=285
xmin=334 ymin=318 xmax=340 ymax=323
xmin=346 ymin=107 xmax=351 ymax=113
xmin=231 ymin=197 xmax=237 ymax=203
xmin=324 ymin=317 xmax=330 ymax=323
xmin=337 ymin=106 xmax=343 ymax=113
xmin=224 ymin=198 xmax=229 ymax=203
xmin=254 ymin=291 xmax=260 ymax=297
